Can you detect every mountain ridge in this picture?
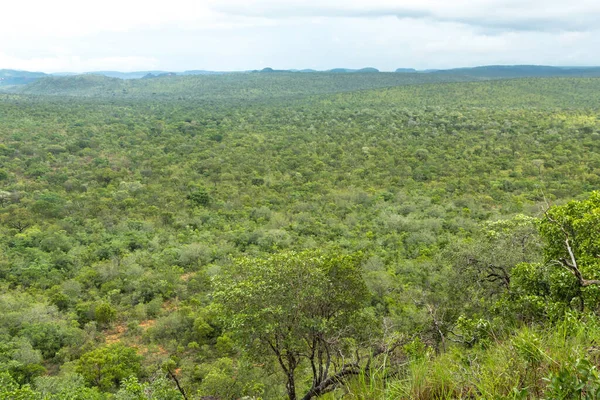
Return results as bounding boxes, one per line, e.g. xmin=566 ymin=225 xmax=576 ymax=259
xmin=3 ymin=65 xmax=600 ymax=88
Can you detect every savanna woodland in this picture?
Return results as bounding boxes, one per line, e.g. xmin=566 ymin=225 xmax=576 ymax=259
xmin=2 ymin=71 xmax=600 ymax=399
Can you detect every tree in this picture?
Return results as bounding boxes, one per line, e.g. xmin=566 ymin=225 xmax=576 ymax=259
xmin=0 ymin=372 xmax=38 ymax=400
xmin=0 ymin=206 xmax=34 ymax=233
xmin=538 ymin=192 xmax=600 ymax=309
xmin=94 ymin=302 xmax=117 ymax=327
xmin=115 ymin=375 xmax=182 ymax=400
xmin=0 ymin=191 xmax=11 ymax=207
xmin=214 ymin=250 xmax=375 ymax=400
xmin=456 ymin=214 xmax=542 ymax=293
xmin=76 ymin=344 xmax=142 ymax=391
xmin=187 ymin=188 xmax=210 ymax=207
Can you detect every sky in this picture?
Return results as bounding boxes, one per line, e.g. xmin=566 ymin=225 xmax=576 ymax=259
xmin=2 ymin=0 xmax=600 ymax=73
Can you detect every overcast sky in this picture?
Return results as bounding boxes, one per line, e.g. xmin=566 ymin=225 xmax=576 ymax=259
xmin=2 ymin=0 xmax=600 ymax=72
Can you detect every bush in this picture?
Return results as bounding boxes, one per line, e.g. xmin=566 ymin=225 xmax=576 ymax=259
xmin=187 ymin=188 xmax=210 ymax=207
xmin=76 ymin=344 xmax=142 ymax=391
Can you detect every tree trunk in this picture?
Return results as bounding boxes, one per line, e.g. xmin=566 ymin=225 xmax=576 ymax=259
xmin=286 ymin=372 xmax=297 ymax=400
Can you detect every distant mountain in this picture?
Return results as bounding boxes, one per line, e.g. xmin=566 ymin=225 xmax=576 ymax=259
xmin=142 ymin=72 xmax=177 ymax=79
xmin=51 ymin=72 xmax=80 ymax=77
xmin=357 ymin=67 xmax=379 ymax=73
xmin=4 ymin=65 xmax=600 ymax=91
xmin=181 ymin=70 xmax=227 ymax=75
xmin=432 ymin=65 xmax=600 ymax=78
xmin=249 ymin=67 xmax=382 ymax=73
xmin=87 ymin=71 xmax=174 ymax=79
xmin=17 ymin=75 xmax=123 ymax=95
xmin=256 ymin=67 xmax=297 ymax=73
xmin=14 ymin=72 xmax=480 ymax=98
xmin=0 ymin=69 xmax=47 ymax=86
xmin=328 ymin=67 xmax=380 ymax=73
xmin=0 ymin=69 xmax=46 ymax=78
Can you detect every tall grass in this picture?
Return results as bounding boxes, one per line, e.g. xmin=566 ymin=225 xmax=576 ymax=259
xmin=327 ymin=314 xmax=600 ymax=399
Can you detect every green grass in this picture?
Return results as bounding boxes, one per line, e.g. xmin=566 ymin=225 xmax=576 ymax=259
xmin=326 ymin=315 xmax=600 ymax=399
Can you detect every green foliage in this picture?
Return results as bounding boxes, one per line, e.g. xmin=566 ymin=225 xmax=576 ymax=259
xmin=15 ymin=72 xmax=482 ymax=99
xmin=504 ymin=192 xmax=600 ymax=315
xmin=195 ymin=358 xmax=265 ymax=399
xmin=215 ymin=250 xmax=370 ymax=350
xmin=34 ymin=373 xmax=106 ymax=399
xmin=215 ymin=250 xmax=372 ymax=398
xmin=545 ymin=358 xmax=600 ymax=400
xmin=403 ymin=337 xmax=428 ymax=360
xmin=2 ymin=73 xmax=600 ymax=398
xmin=384 ymin=315 xmax=600 ymax=399
xmin=76 ymin=344 xmax=143 ymax=391
xmin=0 ymin=372 xmax=38 ymax=400
xmin=187 ymin=188 xmax=210 ymax=207
xmin=115 ymin=376 xmax=181 ymax=400
xmin=540 ymin=192 xmax=600 ymax=270
xmin=94 ymin=302 xmax=117 ymax=327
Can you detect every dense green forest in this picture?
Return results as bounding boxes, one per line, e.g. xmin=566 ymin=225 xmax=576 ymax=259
xmin=9 ymin=72 xmax=487 ymax=99
xmin=1 ymin=74 xmax=600 ymax=399
xmin=4 ymin=65 xmax=600 ymax=88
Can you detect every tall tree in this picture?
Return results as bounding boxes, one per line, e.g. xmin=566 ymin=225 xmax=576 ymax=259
xmin=214 ymin=250 xmax=375 ymax=400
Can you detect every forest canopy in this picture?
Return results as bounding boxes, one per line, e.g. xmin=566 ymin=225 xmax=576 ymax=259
xmin=1 ymin=74 xmax=600 ymax=399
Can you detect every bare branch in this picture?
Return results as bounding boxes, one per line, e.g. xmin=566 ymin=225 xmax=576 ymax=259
xmin=545 ymin=209 xmax=600 ymax=288
xmin=166 ymin=368 xmax=188 ymax=400
xmin=300 ymin=336 xmax=409 ymax=400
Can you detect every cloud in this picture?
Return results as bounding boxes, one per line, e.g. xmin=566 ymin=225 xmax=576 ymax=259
xmin=0 ymin=0 xmax=219 ymax=38
xmin=1 ymin=0 xmax=600 ymax=72
xmin=210 ymin=2 xmax=431 ymax=19
xmin=208 ymin=0 xmax=600 ymax=33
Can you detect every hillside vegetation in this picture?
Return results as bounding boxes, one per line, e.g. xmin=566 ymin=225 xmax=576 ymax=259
xmin=13 ymin=72 xmax=485 ymax=99
xmin=0 ymin=69 xmax=46 ymax=87
xmin=1 ymin=76 xmax=600 ymax=399
xmin=4 ymin=65 xmax=600 ymax=89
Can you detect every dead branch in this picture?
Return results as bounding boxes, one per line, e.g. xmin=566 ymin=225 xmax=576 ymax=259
xmin=545 ymin=209 xmax=600 ymax=288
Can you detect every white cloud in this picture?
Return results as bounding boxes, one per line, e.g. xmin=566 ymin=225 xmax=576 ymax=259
xmin=1 ymin=0 xmax=271 ymax=38
xmin=209 ymin=0 xmax=600 ymax=32
xmin=1 ymin=0 xmax=600 ymax=72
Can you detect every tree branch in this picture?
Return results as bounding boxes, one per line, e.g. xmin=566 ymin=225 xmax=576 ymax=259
xmin=166 ymin=368 xmax=188 ymax=400
xmin=301 ymin=363 xmax=361 ymax=400
xmin=545 ymin=210 xmax=600 ymax=288
xmin=300 ymin=336 xmax=408 ymax=400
